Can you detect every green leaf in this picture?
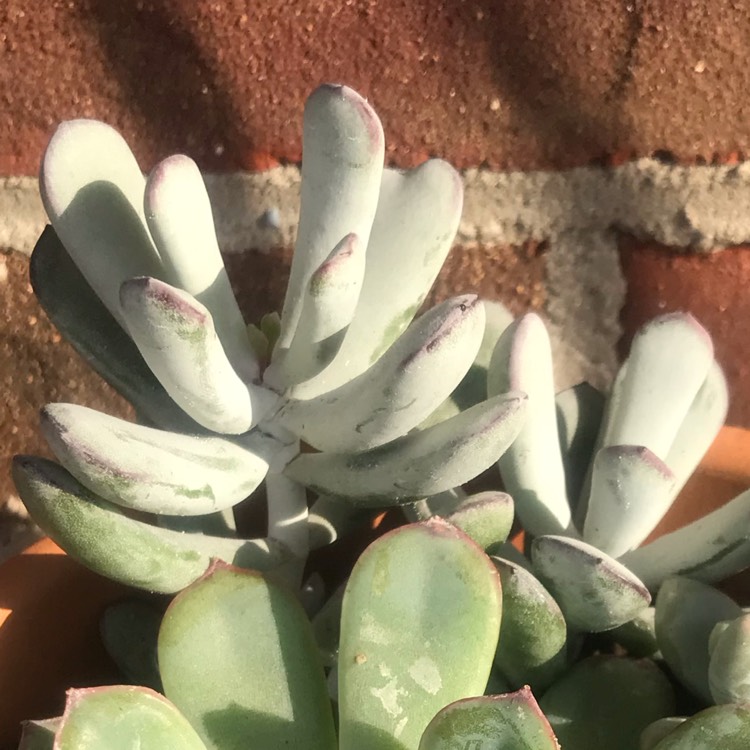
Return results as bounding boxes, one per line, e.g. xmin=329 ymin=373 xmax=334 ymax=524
xmin=539 ymin=656 xmax=676 ymax=750
xmin=599 ymin=313 xmax=713 ymax=459
xmin=54 ymin=686 xmax=208 ymax=749
xmin=651 ymin=704 xmax=750 ymax=749
xmin=489 ymin=314 xmax=571 ymax=536
xmin=640 ymin=718 xmax=687 ymax=750
xmin=158 ymin=563 xmax=336 ymax=750
xmin=418 ymin=688 xmax=561 ymax=750
xmin=40 ymin=403 xmax=269 ymax=515
xmin=13 ymin=456 xmax=287 ymax=593
xmin=294 ymin=159 xmax=464 ymax=398
xmin=654 ymin=576 xmax=741 ymax=702
xmin=492 ymin=557 xmax=567 ymax=692
xmin=621 ymin=488 xmax=750 ymax=589
xmin=582 ymin=446 xmax=676 ymax=558
xmin=709 ymin=613 xmax=750 ymax=704
xmin=120 ymin=277 xmax=278 ymax=434
xmin=267 ymin=233 xmax=365 ymax=388
xmin=101 ymin=599 xmax=164 ymax=691
xmin=18 ymin=719 xmax=59 ymax=750
xmin=607 ymin=606 xmax=659 ymax=658
xmin=338 ymin=519 xmax=502 ymax=750
xmin=284 ymin=393 xmax=527 ymax=504
xmin=531 ymin=535 xmax=651 ymax=632
xmin=445 ymin=491 xmax=514 ymax=554
xmin=40 ymin=119 xmax=163 ymax=327
xmin=145 ymin=154 xmax=259 ymax=383
xmin=278 ymin=296 xmax=485 ymax=451
xmin=29 ymin=226 xmax=197 ymax=431
xmin=276 ymin=84 xmax=384 ymax=357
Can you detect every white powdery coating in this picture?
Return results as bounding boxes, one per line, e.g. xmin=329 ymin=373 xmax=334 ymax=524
xmin=370 ymin=678 xmax=406 ymax=718
xmin=360 ymin=613 xmax=394 ymax=646
xmin=408 ymin=656 xmax=443 ymax=695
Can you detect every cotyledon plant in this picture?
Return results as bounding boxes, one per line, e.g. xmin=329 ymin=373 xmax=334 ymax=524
xmin=11 ymin=83 xmax=527 ymax=594
xmin=18 ymin=519 xmax=566 ymax=750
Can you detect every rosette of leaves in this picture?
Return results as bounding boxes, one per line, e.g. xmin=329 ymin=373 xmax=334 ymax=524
xmin=18 ymin=520 xmax=563 ymax=750
xmin=484 ymin=310 xmax=750 ymax=638
xmin=13 ymin=84 xmax=527 ymax=595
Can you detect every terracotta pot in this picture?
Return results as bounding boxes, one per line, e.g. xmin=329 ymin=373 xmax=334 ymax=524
xmin=0 ymin=538 xmax=128 ymax=749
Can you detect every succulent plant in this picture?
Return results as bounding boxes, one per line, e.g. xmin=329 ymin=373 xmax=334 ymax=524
xmin=18 ymin=520 xmax=567 ymax=750
xmin=12 ymin=84 xmax=527 ymax=595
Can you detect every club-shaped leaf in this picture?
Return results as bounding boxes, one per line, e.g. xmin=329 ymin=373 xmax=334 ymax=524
xmin=145 ymin=154 xmax=258 ymax=383
xmin=12 ymin=456 xmax=287 ymax=593
xmin=531 ymin=535 xmax=651 ymax=632
xmin=620 ymin=488 xmax=750 ymax=589
xmin=649 ymin=704 xmax=750 ymax=749
xmin=40 ymin=119 xmax=163 ymax=326
xmin=654 ymin=576 xmax=741 ymax=702
xmin=538 ymin=656 xmax=675 ymax=750
xmin=607 ymin=606 xmax=659 ymax=658
xmin=599 ymin=313 xmax=713 ymax=459
xmin=664 ymin=360 xmax=728 ymax=495
xmin=293 ymin=159 xmax=464 ymax=398
xmin=40 ymin=403 xmax=269 ymax=515
xmin=491 ymin=557 xmax=567 ymax=692
xmin=120 ymin=277 xmax=278 ymax=434
xmin=489 ymin=314 xmax=571 ymax=537
xmin=267 ymin=233 xmax=366 ymax=389
xmin=555 ymin=382 xmax=605 ymax=514
xmin=54 ymin=686 xmax=207 ymax=750
xmin=101 ymin=599 xmax=164 ymax=691
xmin=30 ymin=226 xmax=197 ymax=431
xmin=582 ymin=446 xmax=677 ymax=558
xmin=418 ymin=688 xmax=560 ymax=750
xmin=158 ymin=563 xmax=336 ymax=750
xmin=338 ymin=519 xmax=502 ymax=750
xmin=284 ymin=392 xmax=527 ymax=504
xmin=276 ymin=84 xmax=384 ymax=353
xmin=279 ymin=296 xmax=485 ymax=451
xmin=445 ymin=491 xmax=514 ymax=554
xmin=708 ymin=613 xmax=750 ymax=704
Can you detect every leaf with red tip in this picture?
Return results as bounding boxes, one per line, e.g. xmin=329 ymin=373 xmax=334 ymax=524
xmin=419 ymin=688 xmax=560 ymax=750
xmin=650 ymin=704 xmax=750 ymax=749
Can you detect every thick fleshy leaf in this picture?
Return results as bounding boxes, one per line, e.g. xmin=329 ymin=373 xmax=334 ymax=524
xmin=708 ymin=613 xmax=750 ymax=704
xmin=54 ymin=686 xmax=207 ymax=750
xmin=555 ymin=382 xmax=605 ymax=514
xmin=489 ymin=314 xmax=571 ymax=536
xmin=30 ymin=226 xmax=196 ymax=431
xmin=418 ymin=689 xmax=560 ymax=750
xmin=279 ymin=296 xmax=485 ymax=451
xmin=445 ymin=491 xmax=514 ymax=554
xmin=607 ymin=606 xmax=659 ymax=658
xmin=277 ymin=84 xmax=384 ymax=353
xmin=267 ymin=233 xmax=366 ymax=388
xmin=284 ymin=392 xmax=527 ymax=504
xmin=599 ymin=313 xmax=713 ymax=459
xmin=492 ymin=557 xmax=567 ymax=692
xmin=539 ymin=656 xmax=675 ymax=750
xmin=18 ymin=719 xmax=59 ymax=750
xmin=294 ymin=159 xmax=464 ymax=398
xmin=145 ymin=154 xmax=258 ymax=382
xmin=12 ymin=457 xmax=287 ymax=593
xmin=40 ymin=120 xmax=163 ymax=325
xmin=640 ymin=718 xmax=688 ymax=750
xmin=40 ymin=403 xmax=269 ymax=515
xmin=312 ymin=581 xmax=347 ymax=668
xmin=582 ymin=446 xmax=676 ymax=558
xmin=654 ymin=576 xmax=741 ymax=702
xmin=338 ymin=519 xmax=502 ymax=750
xmin=650 ymin=704 xmax=750 ymax=749
xmin=101 ymin=600 xmax=164 ymax=691
xmin=665 ymin=360 xmax=728 ymax=494
xmin=120 ymin=277 xmax=278 ymax=434
xmin=531 ymin=535 xmax=651 ymax=632
xmin=158 ymin=564 xmax=336 ymax=750
xmin=620 ymin=488 xmax=750 ymax=589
